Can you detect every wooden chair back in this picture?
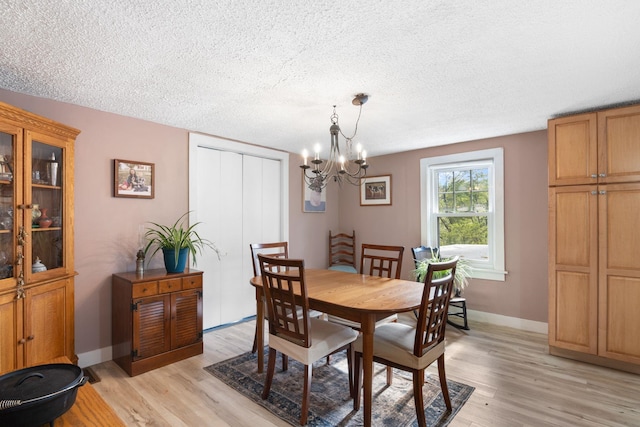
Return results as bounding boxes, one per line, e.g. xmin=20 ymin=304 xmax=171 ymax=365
xmin=329 ymin=230 xmax=356 ymax=269
xmin=414 ymin=257 xmax=458 ymax=357
xmin=249 ymin=242 xmax=288 ymax=276
xmin=360 ymin=244 xmax=404 ymax=279
xmin=257 ymin=254 xmax=311 ymax=348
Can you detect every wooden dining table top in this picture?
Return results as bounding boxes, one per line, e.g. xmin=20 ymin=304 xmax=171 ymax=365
xmin=250 ymin=268 xmax=425 ymax=315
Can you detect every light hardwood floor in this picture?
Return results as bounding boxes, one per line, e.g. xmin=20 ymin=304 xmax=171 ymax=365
xmin=91 ymin=315 xmax=640 ymax=426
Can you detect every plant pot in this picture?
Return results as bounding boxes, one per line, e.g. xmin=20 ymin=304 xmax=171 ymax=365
xmin=162 ymin=247 xmax=188 ymax=273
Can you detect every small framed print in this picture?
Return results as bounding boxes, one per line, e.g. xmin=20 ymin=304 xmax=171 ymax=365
xmin=360 ymin=175 xmax=391 ymax=206
xmin=114 ymin=159 xmax=154 ymax=199
xmin=302 ymin=173 xmax=326 ymax=213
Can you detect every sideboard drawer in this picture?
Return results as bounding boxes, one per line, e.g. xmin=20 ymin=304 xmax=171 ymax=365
xmin=183 ymin=275 xmax=202 ymax=290
xmin=132 ymin=281 xmax=158 ymax=298
xmin=159 ymin=278 xmax=182 ymax=293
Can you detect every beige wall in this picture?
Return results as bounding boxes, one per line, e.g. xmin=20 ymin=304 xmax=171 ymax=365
xmin=1 ymin=88 xmax=548 ymax=363
xmin=334 ymin=132 xmax=549 ymax=322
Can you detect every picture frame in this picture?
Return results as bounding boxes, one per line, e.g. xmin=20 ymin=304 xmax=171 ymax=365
xmin=360 ymin=175 xmax=392 ymax=206
xmin=113 ymin=159 xmax=154 ymax=199
xmin=302 ymin=172 xmax=326 ymax=213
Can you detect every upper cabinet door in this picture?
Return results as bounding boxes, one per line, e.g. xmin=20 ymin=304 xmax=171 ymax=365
xmin=25 ymin=130 xmax=70 ymax=284
xmin=597 ymin=104 xmax=640 ymax=184
xmin=548 ymin=113 xmax=598 ymax=186
xmin=0 ymin=123 xmax=21 ymax=293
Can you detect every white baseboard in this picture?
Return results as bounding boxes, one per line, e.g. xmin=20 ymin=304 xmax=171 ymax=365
xmin=468 ymin=309 xmax=548 ymax=334
xmin=77 ymin=346 xmax=113 ymax=368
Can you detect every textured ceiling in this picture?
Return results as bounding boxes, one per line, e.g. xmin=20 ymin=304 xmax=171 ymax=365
xmin=2 ymin=1 xmax=640 ymax=157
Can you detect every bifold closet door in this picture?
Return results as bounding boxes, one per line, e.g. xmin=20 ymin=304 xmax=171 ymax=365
xmin=196 ymin=147 xmax=281 ymax=329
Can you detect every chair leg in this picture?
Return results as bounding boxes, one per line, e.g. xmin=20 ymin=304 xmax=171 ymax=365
xmin=261 ymin=347 xmax=277 ymax=400
xmin=251 ymin=328 xmax=258 ymax=353
xmin=346 ymin=346 xmax=354 ymax=397
xmin=386 ymin=366 xmax=393 ymax=386
xmin=300 ymin=364 xmax=312 ymax=425
xmin=437 ymin=354 xmax=452 ymax=412
xmin=352 ymin=352 xmax=363 ymax=410
xmin=461 ymin=300 xmax=469 ymax=330
xmin=413 ymin=370 xmax=426 ymax=427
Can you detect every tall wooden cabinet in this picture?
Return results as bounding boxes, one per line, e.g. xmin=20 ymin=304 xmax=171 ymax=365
xmin=548 ymin=104 xmax=640 ymax=371
xmin=112 ymin=268 xmax=203 ymax=376
xmin=0 ymin=101 xmax=79 ymax=375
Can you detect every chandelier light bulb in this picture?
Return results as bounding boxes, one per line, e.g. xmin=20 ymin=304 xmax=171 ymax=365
xmin=314 ymin=143 xmax=321 ymax=160
xmin=302 ymin=149 xmax=308 ymax=166
xmin=362 ymin=150 xmax=367 ymax=162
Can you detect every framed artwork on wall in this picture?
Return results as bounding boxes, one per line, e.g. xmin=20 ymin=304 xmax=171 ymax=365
xmin=302 ymin=173 xmax=326 ymax=212
xmin=360 ymin=175 xmax=392 ymax=206
xmin=113 ymin=159 xmax=154 ymax=199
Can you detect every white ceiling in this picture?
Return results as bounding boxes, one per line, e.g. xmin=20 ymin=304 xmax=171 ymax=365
xmin=2 ymin=1 xmax=640 ymax=157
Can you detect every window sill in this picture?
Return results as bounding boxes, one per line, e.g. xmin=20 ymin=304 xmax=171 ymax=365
xmin=470 ymin=268 xmax=507 ymax=282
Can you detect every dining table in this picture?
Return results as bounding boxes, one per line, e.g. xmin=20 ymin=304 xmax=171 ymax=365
xmin=250 ymin=268 xmax=425 ymax=427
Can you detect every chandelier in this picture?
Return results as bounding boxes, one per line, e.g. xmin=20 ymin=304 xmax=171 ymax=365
xmin=300 ymin=93 xmax=370 ymax=192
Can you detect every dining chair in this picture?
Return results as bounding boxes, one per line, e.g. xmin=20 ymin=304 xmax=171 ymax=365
xmin=360 ymin=243 xmax=405 ymax=279
xmin=249 ymin=242 xmax=289 ymax=355
xmin=250 ymin=242 xmax=324 ymax=362
xmin=412 ymin=245 xmax=469 ymax=330
xmin=328 ymin=230 xmax=357 ymax=273
xmin=258 ymin=254 xmax=358 ymax=426
xmin=352 ymin=257 xmax=459 ymax=427
xmin=327 ymin=243 xmax=405 ymax=385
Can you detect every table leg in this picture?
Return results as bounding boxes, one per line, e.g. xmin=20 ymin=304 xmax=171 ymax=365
xmin=255 ymin=287 xmax=264 ymax=373
xmin=361 ymin=313 xmax=375 ymax=427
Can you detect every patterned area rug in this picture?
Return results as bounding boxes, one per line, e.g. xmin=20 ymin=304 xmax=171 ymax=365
xmin=204 ymin=349 xmax=474 ymax=426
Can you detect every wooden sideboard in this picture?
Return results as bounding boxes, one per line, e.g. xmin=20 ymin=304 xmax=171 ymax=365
xmin=111 ymin=268 xmax=203 ymax=376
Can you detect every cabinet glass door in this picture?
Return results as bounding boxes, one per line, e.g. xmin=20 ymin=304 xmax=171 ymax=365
xmin=29 ymin=139 xmax=64 ymax=280
xmin=0 ymin=128 xmax=17 ymax=291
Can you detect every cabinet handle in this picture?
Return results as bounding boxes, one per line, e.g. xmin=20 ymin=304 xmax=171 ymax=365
xmin=18 ymin=338 xmax=26 ymax=344
xmin=599 ymin=173 xmax=606 ymax=177
xmin=599 ymin=190 xmax=606 ymax=195
xmin=27 ymin=335 xmax=34 ymax=341
xmin=591 ymin=174 xmax=597 ymax=178
xmin=591 ymin=191 xmax=597 ymax=195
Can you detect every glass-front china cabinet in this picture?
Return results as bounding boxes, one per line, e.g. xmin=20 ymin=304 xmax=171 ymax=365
xmin=0 ymin=101 xmax=79 ymax=374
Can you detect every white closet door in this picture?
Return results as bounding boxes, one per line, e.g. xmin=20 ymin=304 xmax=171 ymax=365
xmin=242 ymin=156 xmax=281 ymax=296
xmin=195 ymin=146 xmax=283 ymax=330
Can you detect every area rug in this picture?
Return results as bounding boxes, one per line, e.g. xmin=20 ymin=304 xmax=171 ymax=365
xmin=204 ymin=349 xmax=474 ymax=426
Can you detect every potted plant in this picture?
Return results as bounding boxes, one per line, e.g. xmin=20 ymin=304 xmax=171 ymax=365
xmin=412 ymin=248 xmax=472 ymax=295
xmin=144 ymin=212 xmax=220 ymax=273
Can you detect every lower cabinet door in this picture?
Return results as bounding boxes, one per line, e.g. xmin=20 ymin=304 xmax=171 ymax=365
xmin=0 ymin=292 xmax=22 ymax=375
xmin=133 ymin=295 xmax=171 ymax=360
xmin=171 ymin=289 xmax=203 ymax=349
xmin=24 ymin=280 xmax=69 ymax=366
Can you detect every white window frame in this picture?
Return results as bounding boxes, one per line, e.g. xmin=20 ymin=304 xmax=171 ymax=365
xmin=420 ymin=148 xmax=506 ymax=281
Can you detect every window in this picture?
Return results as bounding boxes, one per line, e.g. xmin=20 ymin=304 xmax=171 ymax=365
xmin=420 ymin=148 xmax=506 ymax=281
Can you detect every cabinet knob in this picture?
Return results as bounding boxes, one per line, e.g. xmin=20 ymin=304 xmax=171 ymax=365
xmin=599 ymin=190 xmax=606 ymax=195
xmin=591 ymin=174 xmax=597 ymax=178
xmin=18 ymin=338 xmax=26 ymax=344
xmin=599 ymin=173 xmax=606 ymax=177
xmin=591 ymin=191 xmax=597 ymax=195
xmin=27 ymin=335 xmax=35 ymax=341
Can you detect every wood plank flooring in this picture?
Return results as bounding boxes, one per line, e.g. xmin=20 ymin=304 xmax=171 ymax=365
xmin=90 ymin=315 xmax=640 ymax=426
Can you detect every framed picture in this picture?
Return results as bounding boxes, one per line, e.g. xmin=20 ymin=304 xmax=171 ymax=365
xmin=113 ymin=159 xmax=154 ymax=199
xmin=360 ymin=175 xmax=392 ymax=206
xmin=302 ymin=173 xmax=326 ymax=212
